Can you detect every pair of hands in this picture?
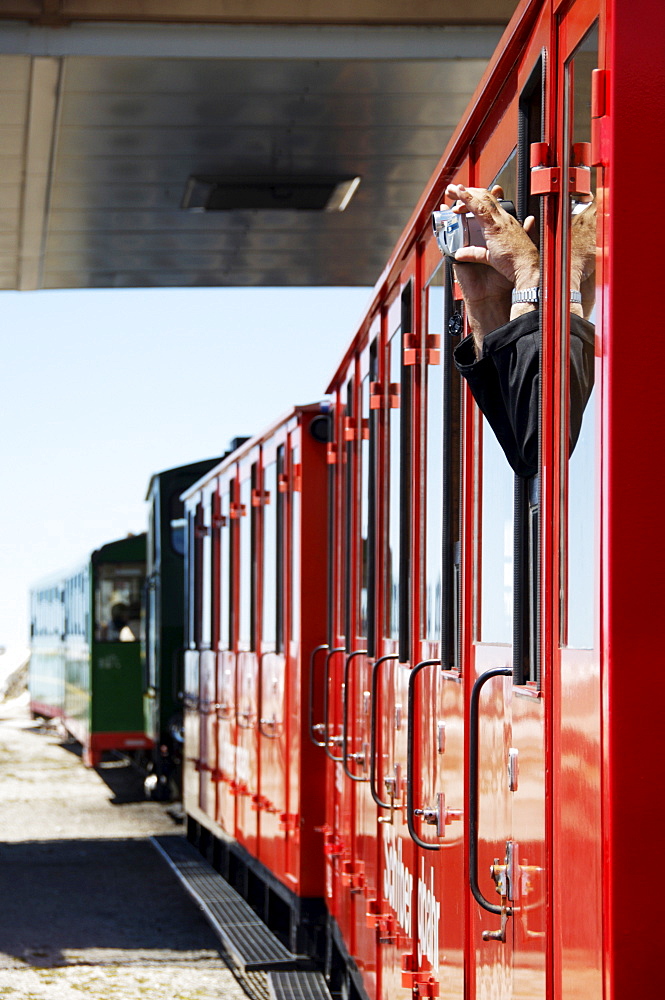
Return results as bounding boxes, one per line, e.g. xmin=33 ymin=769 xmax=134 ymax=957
xmin=444 ymin=183 xmax=596 ymax=354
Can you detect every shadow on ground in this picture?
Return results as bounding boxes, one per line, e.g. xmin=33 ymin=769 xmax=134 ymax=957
xmin=0 ymin=838 xmax=225 ymax=968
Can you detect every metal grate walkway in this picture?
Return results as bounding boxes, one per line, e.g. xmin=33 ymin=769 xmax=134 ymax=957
xmin=151 ymin=835 xmax=298 ymax=972
xmin=268 ymin=971 xmax=333 ymax=1000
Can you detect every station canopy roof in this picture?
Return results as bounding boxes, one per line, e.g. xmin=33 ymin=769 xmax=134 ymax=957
xmin=1 ymin=1 xmax=519 ymax=290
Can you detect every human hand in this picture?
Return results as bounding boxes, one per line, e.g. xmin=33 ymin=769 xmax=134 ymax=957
xmin=445 ymin=183 xmax=540 ymax=296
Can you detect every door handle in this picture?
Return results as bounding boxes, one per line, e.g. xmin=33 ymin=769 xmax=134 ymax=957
xmin=468 ymin=666 xmax=513 ymax=926
xmin=342 ymin=650 xmax=368 ymax=781
xmin=323 ymin=647 xmax=346 ymax=762
xmin=369 ymin=654 xmax=399 ymax=809
xmin=406 ymin=659 xmax=442 ymax=850
xmin=308 ymin=643 xmax=329 ymax=747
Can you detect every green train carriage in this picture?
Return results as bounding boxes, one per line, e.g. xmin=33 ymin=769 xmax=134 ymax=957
xmin=29 ymin=533 xmax=150 ymax=766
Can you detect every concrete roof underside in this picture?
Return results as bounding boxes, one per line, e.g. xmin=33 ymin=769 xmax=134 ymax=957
xmin=1 ymin=3 xmax=520 ymax=290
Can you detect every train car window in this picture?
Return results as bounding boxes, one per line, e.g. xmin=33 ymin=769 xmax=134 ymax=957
xmin=219 ymin=489 xmax=230 ymax=651
xmin=479 ymin=412 xmax=514 ymax=644
xmin=518 ymin=56 xmax=545 ymax=229
xmin=228 ymin=480 xmax=236 ymax=649
xmin=238 ymin=473 xmax=254 ymax=650
xmin=424 ymin=264 xmax=445 ymax=644
xmin=365 ymin=341 xmax=378 ymax=656
xmin=262 ymin=460 xmax=278 ymax=650
xmin=513 ymin=60 xmax=544 ymax=686
xmin=385 ymin=314 xmax=401 ymax=643
xmin=344 ymin=378 xmax=354 ymax=649
xmin=359 ymin=366 xmax=372 ymax=648
xmin=275 ymin=446 xmax=285 ymax=653
xmin=274 ymin=444 xmax=286 ymax=653
xmin=291 ymin=445 xmax=301 ymax=638
xmin=385 ymin=284 xmax=412 ymax=662
xmin=169 ymin=491 xmax=186 ymax=557
xmin=185 ymin=505 xmax=196 ymax=648
xmin=94 ymin=563 xmax=143 ymax=642
xmin=424 ymin=261 xmax=462 ymax=668
xmin=477 ymin=155 xmax=518 ymax=647
xmin=398 ymin=281 xmax=413 ymax=664
xmin=201 ymin=495 xmax=213 ymax=650
xmin=326 ymin=416 xmax=336 ymax=648
xmin=561 ymin=24 xmax=598 ymax=650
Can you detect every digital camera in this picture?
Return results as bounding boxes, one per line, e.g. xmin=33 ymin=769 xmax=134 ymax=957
xmin=432 ymin=199 xmax=517 ymax=259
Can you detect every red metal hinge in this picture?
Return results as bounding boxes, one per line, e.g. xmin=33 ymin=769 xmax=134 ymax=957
xmin=591 ymin=68 xmax=610 ymax=166
xmin=326 ymin=442 xmax=337 ymax=464
xmin=388 ymin=383 xmax=400 ymax=408
xmin=212 ymin=514 xmax=227 ymax=528
xmin=229 ymin=502 xmax=247 ymax=519
xmin=530 ymin=142 xmax=561 ymax=195
xmin=278 ymin=472 xmax=289 ymax=493
xmin=370 ymin=381 xmax=383 ymax=410
xmin=292 ymin=464 xmax=302 ymax=492
xmin=403 ymin=332 xmax=420 ymax=367
xmin=251 ymin=488 xmax=270 ymax=507
xmin=344 ymin=416 xmax=358 ymax=441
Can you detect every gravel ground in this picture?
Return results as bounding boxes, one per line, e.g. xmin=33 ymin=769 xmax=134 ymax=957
xmin=0 ymin=695 xmax=268 ymax=1000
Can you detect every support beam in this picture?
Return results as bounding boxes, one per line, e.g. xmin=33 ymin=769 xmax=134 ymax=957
xmin=1 ymin=2 xmax=518 ymax=28
xmin=18 ymin=56 xmax=61 ymax=290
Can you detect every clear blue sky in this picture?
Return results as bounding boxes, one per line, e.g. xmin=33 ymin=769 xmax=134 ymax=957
xmin=0 ymin=286 xmax=371 ymax=649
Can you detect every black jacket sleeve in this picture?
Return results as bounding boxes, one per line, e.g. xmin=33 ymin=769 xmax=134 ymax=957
xmin=453 ymin=311 xmax=595 ymax=478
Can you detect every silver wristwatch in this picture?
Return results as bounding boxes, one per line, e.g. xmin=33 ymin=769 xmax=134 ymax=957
xmin=511 ymin=287 xmax=583 ymax=305
xmin=511 ymin=287 xmax=539 ymax=304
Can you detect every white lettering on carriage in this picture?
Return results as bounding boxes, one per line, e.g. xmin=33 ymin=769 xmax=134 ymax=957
xmin=382 ymin=828 xmax=413 ymax=937
xmin=417 ymin=859 xmax=440 ymax=973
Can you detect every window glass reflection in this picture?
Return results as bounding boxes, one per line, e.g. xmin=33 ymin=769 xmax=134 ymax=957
xmin=481 ymin=425 xmax=514 ymax=644
xmin=564 ymin=24 xmax=598 ymax=650
xmin=424 ymin=268 xmax=444 ymax=641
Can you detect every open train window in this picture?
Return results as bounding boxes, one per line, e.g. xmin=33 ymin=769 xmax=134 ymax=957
xmin=514 ymin=54 xmax=545 ymax=686
xmin=185 ymin=505 xmax=196 ymax=648
xmin=94 ymin=563 xmax=143 ymax=643
xmin=238 ymin=469 xmax=255 ymax=651
xmin=227 ymin=480 xmax=237 ymax=649
xmin=359 ymin=340 xmax=378 ymax=656
xmin=344 ymin=377 xmax=355 ymax=650
xmin=384 ymin=280 xmax=413 ymax=664
xmin=560 ymin=24 xmax=598 ymax=651
xmin=218 ymin=488 xmax=231 ymax=651
xmin=262 ymin=458 xmax=279 ymax=652
xmin=423 ymin=260 xmax=462 ymax=669
xmin=200 ymin=493 xmax=213 ymax=651
xmin=290 ymin=445 xmax=301 ymax=638
xmin=275 ymin=446 xmax=285 ymax=653
xmin=326 ymin=413 xmax=336 ymax=648
xmin=169 ymin=491 xmax=187 ymax=557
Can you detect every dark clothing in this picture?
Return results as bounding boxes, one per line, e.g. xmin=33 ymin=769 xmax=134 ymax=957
xmin=453 ymin=310 xmax=595 ymax=478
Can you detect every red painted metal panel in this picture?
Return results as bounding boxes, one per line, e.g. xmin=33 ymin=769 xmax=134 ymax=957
xmin=602 ymin=1 xmax=665 ymax=995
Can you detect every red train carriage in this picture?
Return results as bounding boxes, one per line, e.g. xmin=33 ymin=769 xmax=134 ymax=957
xmin=182 ymin=1 xmax=665 ymax=999
xmin=182 ymin=405 xmax=331 ymax=952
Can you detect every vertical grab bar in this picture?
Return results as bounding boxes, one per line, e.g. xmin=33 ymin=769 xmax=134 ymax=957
xmin=323 ymin=647 xmax=346 ymax=762
xmin=342 ymin=650 xmax=368 ymax=780
xmin=369 ymin=654 xmax=399 ymax=808
xmin=406 ymin=659 xmax=442 ymax=850
xmin=468 ymin=666 xmax=513 ymax=916
xmin=308 ymin=643 xmax=329 ymax=747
